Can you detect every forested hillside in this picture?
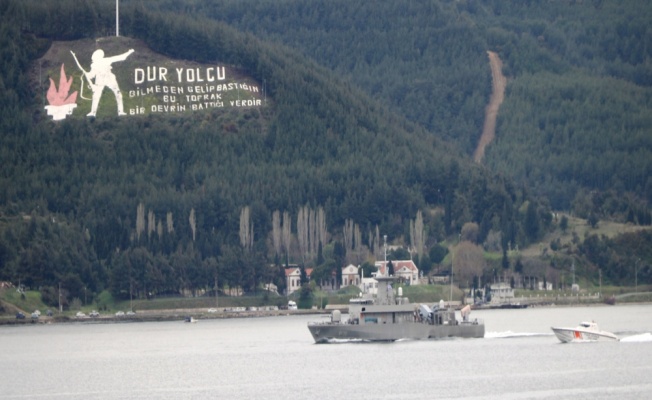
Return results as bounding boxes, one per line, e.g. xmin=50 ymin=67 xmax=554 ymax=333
xmin=0 ymin=0 xmax=548 ymax=307
xmin=0 ymin=0 xmax=650 ymax=311
xmin=159 ymin=0 xmax=652 ymax=218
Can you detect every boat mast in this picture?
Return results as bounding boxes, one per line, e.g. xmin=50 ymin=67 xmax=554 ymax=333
xmin=383 ymin=235 xmax=387 ymax=277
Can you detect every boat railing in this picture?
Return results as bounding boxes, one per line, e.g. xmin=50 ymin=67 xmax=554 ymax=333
xmin=460 ymin=318 xmax=483 ymax=326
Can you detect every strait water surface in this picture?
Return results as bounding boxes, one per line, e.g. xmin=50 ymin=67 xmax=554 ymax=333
xmin=1 ymin=304 xmax=651 ymax=399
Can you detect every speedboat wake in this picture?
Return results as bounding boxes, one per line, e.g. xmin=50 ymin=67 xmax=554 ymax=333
xmin=485 ymin=331 xmax=553 ymax=339
xmin=620 ymin=333 xmax=652 ymax=343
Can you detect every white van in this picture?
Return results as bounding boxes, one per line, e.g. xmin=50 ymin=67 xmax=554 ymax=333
xmin=288 ymin=300 xmax=297 ymax=310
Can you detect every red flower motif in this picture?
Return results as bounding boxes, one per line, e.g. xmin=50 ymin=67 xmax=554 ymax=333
xmin=46 ymin=64 xmax=78 ymax=106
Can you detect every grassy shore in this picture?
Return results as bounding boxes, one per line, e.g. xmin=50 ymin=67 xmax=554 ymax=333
xmin=2 ymin=283 xmax=651 ymax=326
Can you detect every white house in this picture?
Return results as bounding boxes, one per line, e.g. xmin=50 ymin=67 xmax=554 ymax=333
xmin=264 ymin=282 xmax=278 ymax=295
xmin=285 ymin=267 xmax=301 ymax=295
xmin=341 ymin=264 xmax=360 ymax=287
xmin=374 ymin=260 xmax=420 ymax=285
xmin=490 ymin=282 xmax=514 ymax=304
xmin=285 ymin=266 xmax=313 ymax=295
xmin=359 ymin=277 xmax=378 ymax=295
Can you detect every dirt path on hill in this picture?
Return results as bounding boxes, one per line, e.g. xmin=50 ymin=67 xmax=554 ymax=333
xmin=473 ymin=51 xmax=506 ymax=163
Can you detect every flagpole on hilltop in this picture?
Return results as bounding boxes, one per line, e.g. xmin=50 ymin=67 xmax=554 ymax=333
xmin=116 ymin=0 xmax=120 ymax=37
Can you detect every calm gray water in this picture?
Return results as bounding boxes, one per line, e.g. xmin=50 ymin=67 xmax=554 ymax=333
xmin=1 ymin=304 xmax=651 ymax=399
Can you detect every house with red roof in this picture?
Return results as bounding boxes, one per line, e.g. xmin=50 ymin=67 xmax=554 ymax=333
xmin=285 ymin=266 xmax=313 ymax=295
xmin=374 ymin=260 xmax=420 ymax=285
xmin=286 ymin=261 xmax=419 ymax=296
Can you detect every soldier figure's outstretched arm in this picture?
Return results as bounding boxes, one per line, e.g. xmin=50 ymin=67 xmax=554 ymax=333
xmin=106 ymin=49 xmax=135 ymax=63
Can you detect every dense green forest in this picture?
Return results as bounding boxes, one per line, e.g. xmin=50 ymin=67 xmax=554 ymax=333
xmin=155 ymin=0 xmax=652 ymax=216
xmin=0 ymin=1 xmax=650 ymax=310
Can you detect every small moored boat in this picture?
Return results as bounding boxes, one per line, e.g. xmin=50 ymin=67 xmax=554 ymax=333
xmin=551 ymin=321 xmax=618 ymax=343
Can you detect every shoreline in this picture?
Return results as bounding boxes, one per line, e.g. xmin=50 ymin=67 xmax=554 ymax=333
xmin=3 ymin=301 xmax=651 ymax=326
xmin=0 ymin=307 xmax=335 ymax=326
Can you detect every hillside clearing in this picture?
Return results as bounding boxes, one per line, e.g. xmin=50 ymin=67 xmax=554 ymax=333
xmin=521 ymin=213 xmax=651 ymax=257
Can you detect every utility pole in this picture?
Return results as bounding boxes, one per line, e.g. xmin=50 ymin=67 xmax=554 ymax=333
xmin=130 ymin=279 xmax=133 ymax=312
xmin=635 ymin=258 xmax=639 ymax=293
xmin=215 ymin=274 xmax=219 ymax=308
xmin=449 ymin=233 xmax=461 ymax=303
xmin=116 ymin=0 xmax=120 ymax=37
xmin=450 ymin=246 xmax=453 ymax=303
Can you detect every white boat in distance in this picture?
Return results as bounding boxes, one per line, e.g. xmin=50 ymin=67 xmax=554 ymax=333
xmin=551 ymin=321 xmax=619 ymax=343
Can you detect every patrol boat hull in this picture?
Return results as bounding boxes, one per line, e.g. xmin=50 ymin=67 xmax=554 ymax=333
xmin=308 ymin=320 xmax=484 ymax=343
xmin=307 ymin=275 xmax=484 ymax=343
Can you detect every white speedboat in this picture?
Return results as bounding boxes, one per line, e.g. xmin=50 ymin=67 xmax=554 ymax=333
xmin=551 ymin=321 xmax=619 ymax=343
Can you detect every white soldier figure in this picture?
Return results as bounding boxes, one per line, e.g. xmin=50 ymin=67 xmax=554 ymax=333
xmin=72 ymin=48 xmax=134 ymax=117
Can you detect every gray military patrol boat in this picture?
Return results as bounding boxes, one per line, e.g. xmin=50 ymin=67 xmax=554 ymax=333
xmin=308 ymin=274 xmax=484 ymax=343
